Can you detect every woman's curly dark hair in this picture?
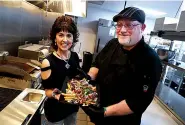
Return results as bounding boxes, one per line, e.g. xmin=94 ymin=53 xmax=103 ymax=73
xmin=50 ymin=16 xmax=79 ymax=50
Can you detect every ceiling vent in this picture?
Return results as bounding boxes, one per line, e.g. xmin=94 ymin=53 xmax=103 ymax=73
xmin=88 ymin=1 xmax=104 ymax=5
xmin=26 ymin=0 xmax=72 ymax=13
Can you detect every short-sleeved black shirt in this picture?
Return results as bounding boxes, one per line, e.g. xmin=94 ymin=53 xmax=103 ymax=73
xmin=93 ymin=37 xmax=162 ymax=125
xmin=41 ymin=52 xmax=80 ymax=122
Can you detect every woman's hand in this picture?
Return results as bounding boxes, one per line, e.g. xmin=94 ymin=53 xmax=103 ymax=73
xmin=55 ymin=94 xmax=61 ymax=100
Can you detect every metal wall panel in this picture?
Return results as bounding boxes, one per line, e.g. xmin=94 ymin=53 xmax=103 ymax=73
xmin=159 ymin=84 xmax=171 ymax=104
xmin=41 ymin=12 xmax=61 ymax=39
xmin=168 ymin=88 xmax=185 ymax=122
xmin=158 ymin=84 xmax=185 ymax=122
xmin=20 ymin=2 xmax=42 ymax=44
xmin=0 ymin=1 xmax=22 ymax=36
xmin=0 ymin=1 xmax=60 ymax=56
xmin=0 ymin=1 xmax=22 ymax=55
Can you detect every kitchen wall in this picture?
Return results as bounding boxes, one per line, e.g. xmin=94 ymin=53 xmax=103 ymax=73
xmin=144 ymin=18 xmax=155 ymax=34
xmin=0 ymin=1 xmax=60 ymax=56
xmin=75 ymin=3 xmax=155 ymax=56
xmin=0 ymin=1 xmax=156 ymax=57
xmin=176 ymin=0 xmax=185 ymax=18
xmin=74 ymin=4 xmax=117 ymax=56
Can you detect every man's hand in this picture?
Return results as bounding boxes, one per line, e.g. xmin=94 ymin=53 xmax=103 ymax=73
xmin=75 ymin=74 xmax=91 ymax=81
xmin=75 ymin=68 xmax=97 ymax=86
xmin=81 ymin=105 xmax=105 ymax=123
xmin=75 ymin=68 xmax=91 ymax=80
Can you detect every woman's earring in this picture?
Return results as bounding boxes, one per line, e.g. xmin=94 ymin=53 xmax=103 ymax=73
xmin=55 ymin=40 xmax=57 ymax=45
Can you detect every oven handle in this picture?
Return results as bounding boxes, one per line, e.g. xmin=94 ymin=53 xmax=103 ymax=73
xmin=96 ymin=38 xmax=100 ymax=53
xmin=35 ymin=83 xmax=42 ymax=89
xmin=39 ymin=97 xmax=47 ymax=114
xmin=21 ymin=114 xmax=32 ymax=125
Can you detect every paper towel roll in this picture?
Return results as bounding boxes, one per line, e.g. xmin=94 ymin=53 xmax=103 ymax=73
xmin=40 ymin=49 xmax=49 ymax=57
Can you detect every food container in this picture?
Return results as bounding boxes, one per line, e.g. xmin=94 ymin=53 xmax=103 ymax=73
xmin=65 ymin=79 xmax=98 ymax=106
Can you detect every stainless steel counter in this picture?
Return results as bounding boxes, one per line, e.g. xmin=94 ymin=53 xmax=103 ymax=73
xmin=0 ymin=88 xmax=46 ymax=125
xmin=155 ymin=61 xmax=185 ymax=124
xmin=163 ymin=61 xmax=185 ymax=72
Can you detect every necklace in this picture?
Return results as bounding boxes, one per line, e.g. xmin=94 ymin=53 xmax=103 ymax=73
xmin=54 ymin=51 xmax=71 ymax=69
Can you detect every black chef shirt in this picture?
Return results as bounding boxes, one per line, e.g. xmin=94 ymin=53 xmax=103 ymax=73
xmin=92 ymin=37 xmax=162 ymax=125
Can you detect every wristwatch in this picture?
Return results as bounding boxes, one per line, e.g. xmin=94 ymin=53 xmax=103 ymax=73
xmin=104 ymin=107 xmax=107 ymax=117
xmin=52 ymin=91 xmax=57 ymax=98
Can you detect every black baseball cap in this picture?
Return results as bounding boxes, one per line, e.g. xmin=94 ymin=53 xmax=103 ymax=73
xmin=113 ymin=7 xmax=145 ymax=24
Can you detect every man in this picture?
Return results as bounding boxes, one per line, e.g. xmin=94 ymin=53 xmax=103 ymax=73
xmin=81 ymin=7 xmax=162 ymax=125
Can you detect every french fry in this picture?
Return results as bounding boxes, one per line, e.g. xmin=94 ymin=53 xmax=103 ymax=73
xmin=62 ymin=93 xmax=76 ymax=97
xmin=64 ymin=96 xmax=76 ymax=99
xmin=65 ymin=98 xmax=73 ymax=101
xmin=67 ymin=84 xmax=71 ymax=89
xmin=65 ymin=97 xmax=77 ymax=101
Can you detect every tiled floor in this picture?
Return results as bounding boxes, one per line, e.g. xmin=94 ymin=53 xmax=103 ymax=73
xmin=141 ymin=100 xmax=178 ymax=125
xmin=41 ymin=99 xmax=179 ymax=125
xmin=77 ymin=108 xmax=93 ymax=125
xmin=77 ymin=100 xmax=179 ymax=125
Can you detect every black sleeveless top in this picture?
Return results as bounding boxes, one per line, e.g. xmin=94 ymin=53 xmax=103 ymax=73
xmin=41 ymin=51 xmax=80 ymax=122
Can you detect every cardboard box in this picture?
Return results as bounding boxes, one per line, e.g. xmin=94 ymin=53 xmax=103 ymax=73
xmin=177 ymin=11 xmax=185 ymax=31
xmin=153 ymin=17 xmax=178 ymax=31
xmin=163 ymin=23 xmax=178 ymax=31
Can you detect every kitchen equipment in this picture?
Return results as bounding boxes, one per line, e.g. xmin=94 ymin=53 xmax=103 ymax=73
xmin=177 ymin=10 xmax=185 ymax=31
xmin=0 ymin=56 xmax=42 ymax=89
xmin=0 ymin=88 xmax=46 ymax=125
xmin=153 ymin=17 xmax=178 ymax=31
xmin=82 ymin=51 xmax=93 ymax=73
xmin=18 ymin=44 xmax=50 ymax=61
xmin=93 ymin=18 xmax=116 ymax=60
xmin=181 ymin=54 xmax=185 ymax=63
xmin=157 ymin=48 xmax=175 ymax=61
xmin=0 ymin=87 xmax=22 ymax=112
xmin=0 ymin=51 xmax=9 ymax=56
xmin=22 ymin=92 xmax=43 ymax=103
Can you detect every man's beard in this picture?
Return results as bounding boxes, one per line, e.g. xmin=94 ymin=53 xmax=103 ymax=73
xmin=118 ymin=37 xmax=132 ymax=47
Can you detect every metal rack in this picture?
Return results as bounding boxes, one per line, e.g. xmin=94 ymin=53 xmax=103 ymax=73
xmin=149 ymin=31 xmax=185 ymax=124
xmin=150 ymin=31 xmax=185 ymax=41
xmin=162 ymin=61 xmax=185 ymax=95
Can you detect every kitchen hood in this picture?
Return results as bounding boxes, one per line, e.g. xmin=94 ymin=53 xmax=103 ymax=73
xmin=26 ymin=0 xmax=86 ymax=17
xmin=26 ymin=0 xmax=71 ymax=13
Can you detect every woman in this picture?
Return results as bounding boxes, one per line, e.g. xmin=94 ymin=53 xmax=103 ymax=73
xmin=41 ymin=16 xmax=80 ymax=125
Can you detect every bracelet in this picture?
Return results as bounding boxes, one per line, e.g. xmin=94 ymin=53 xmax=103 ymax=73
xmin=103 ymin=107 xmax=107 ymax=117
xmin=52 ymin=90 xmax=56 ymax=99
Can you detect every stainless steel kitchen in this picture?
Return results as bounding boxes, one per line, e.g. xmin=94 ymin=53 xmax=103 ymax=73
xmin=0 ymin=0 xmax=185 ymax=125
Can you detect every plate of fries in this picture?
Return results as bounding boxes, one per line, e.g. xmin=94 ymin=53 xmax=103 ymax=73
xmin=65 ymin=78 xmax=98 ymax=106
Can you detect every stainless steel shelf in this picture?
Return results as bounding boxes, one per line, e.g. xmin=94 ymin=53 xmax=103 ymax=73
xmin=162 ymin=61 xmax=185 ymax=72
xmin=151 ymin=31 xmax=185 ymax=41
